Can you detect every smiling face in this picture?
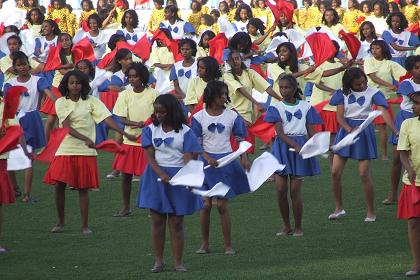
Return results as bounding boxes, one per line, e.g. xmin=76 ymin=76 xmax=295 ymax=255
xmin=390 ymin=15 xmax=401 ymax=30
xmin=239 ymin=8 xmax=248 ymax=21
xmin=247 ymin=24 xmax=257 ymax=35
xmin=88 ymin=18 xmax=99 ymax=31
xmin=278 ymin=46 xmax=291 ymax=62
xmin=41 ymin=21 xmax=53 ymax=36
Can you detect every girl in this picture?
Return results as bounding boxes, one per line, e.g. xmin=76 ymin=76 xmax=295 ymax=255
xmin=297 ymin=0 xmax=310 ymax=28
xmin=4 ymin=51 xmax=52 ymax=203
xmin=232 ymin=3 xmax=252 ymax=32
xmin=112 ymin=63 xmax=158 ymax=217
xmin=25 ymin=7 xmax=44 ymax=37
xmin=147 ymin=0 xmax=165 ymax=35
xmin=224 ymin=50 xmax=282 ymax=126
xmin=197 ymin=0 xmax=210 ymax=14
xmin=247 ymin=18 xmax=274 ymax=52
xmin=366 ymin=0 xmax=388 ymax=36
xmin=218 ymin=1 xmax=232 ymax=22
xmin=383 ymin=55 xmax=420 ymax=205
xmin=44 ymin=70 xmax=135 ymax=234
xmin=185 ymin=56 xmax=221 ymax=111
xmin=116 ymin=10 xmax=143 ymax=45
xmin=342 ymin=0 xmax=362 ymax=34
xmin=331 ymin=0 xmax=345 ymax=22
xmin=303 ymin=0 xmax=322 ymax=29
xmin=396 ymin=91 xmax=420 ymax=277
xmin=196 ymin=14 xmax=214 ymax=35
xmin=364 ymin=40 xmax=406 ymax=160
xmin=23 ymin=0 xmax=38 ymax=9
xmin=322 ymin=8 xmax=346 ymax=36
xmin=83 ymin=13 xmax=107 ymax=60
xmin=253 ymin=0 xmax=272 ymax=31
xmin=192 ymin=80 xmax=249 ymax=254
xmin=382 ymin=12 xmax=419 ymax=67
xmin=401 ymin=0 xmax=419 ymax=26
xmin=159 ymin=5 xmax=196 ymax=39
xmin=137 ymin=94 xmax=203 ymax=273
xmin=33 ymin=19 xmax=60 ymax=65
xmin=328 ymin=67 xmax=398 ymax=222
xmin=196 ymin=30 xmax=215 ymax=58
xmin=187 ymin=0 xmax=203 ymax=32
xmin=264 ymin=75 xmax=322 ymax=236
xmin=169 ymin=39 xmax=197 ymax=102
xmin=47 ymin=0 xmax=71 ymax=34
xmin=75 ymin=59 xmax=97 ymax=97
xmin=356 ymin=21 xmax=377 ymax=64
xmin=209 ymin=9 xmax=220 ymax=34
xmin=79 ymin=0 xmax=96 ymax=27
xmin=360 ymin=1 xmax=371 ymax=17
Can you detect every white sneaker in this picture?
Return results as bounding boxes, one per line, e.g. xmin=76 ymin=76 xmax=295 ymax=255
xmin=328 ymin=209 xmax=346 ymax=220
xmin=364 ymin=216 xmax=376 ymax=223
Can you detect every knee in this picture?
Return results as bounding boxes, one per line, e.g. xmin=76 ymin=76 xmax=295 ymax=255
xmin=277 ymin=188 xmax=288 ymax=200
xmin=290 ymin=189 xmax=301 ymax=201
xmin=203 ymin=200 xmax=212 ymax=212
xmin=331 ymin=169 xmax=342 ymax=181
xmin=359 ymin=171 xmax=371 ymax=183
xmin=171 ymin=218 xmax=183 ymax=233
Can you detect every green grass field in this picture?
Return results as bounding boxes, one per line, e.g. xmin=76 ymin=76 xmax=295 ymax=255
xmin=0 ymin=139 xmax=411 ymax=280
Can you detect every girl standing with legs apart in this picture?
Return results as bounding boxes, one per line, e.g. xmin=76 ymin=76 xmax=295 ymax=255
xmin=264 ymin=75 xmax=322 ymax=237
xmin=44 ymin=70 xmax=135 ymax=235
xmin=328 ymin=68 xmax=398 ymax=222
xmin=137 ymin=94 xmax=203 ymax=273
xmin=397 ymin=91 xmax=420 ymax=277
xmin=191 ymin=80 xmax=250 ymax=255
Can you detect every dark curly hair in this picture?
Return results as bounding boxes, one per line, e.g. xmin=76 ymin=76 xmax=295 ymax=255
xmin=203 ymin=80 xmax=231 ymax=107
xmin=197 ymin=56 xmax=222 ymax=81
xmin=152 ymin=94 xmax=186 ymax=132
xmin=59 ymin=70 xmax=91 ymax=100
xmin=198 ymin=30 xmax=215 ymax=48
xmin=370 ymin=39 xmax=392 ymax=60
xmin=81 ymin=0 xmax=94 ymax=10
xmin=121 ymin=9 xmax=139 ymax=28
xmin=322 ymin=8 xmax=340 ymax=25
xmin=178 ymin=38 xmax=197 ymax=57
xmin=87 ymin=13 xmax=103 ymax=29
xmin=386 ymin=11 xmax=409 ymax=31
xmin=26 ymin=7 xmax=44 ymax=24
xmin=76 ymin=59 xmax=95 ymax=80
xmin=359 ymin=21 xmax=377 ymax=41
xmin=247 ymin=18 xmax=265 ymax=35
xmin=405 ymin=55 xmax=420 ymax=72
xmin=107 ymin=34 xmax=126 ymax=50
xmin=279 ymin=75 xmax=302 ymax=100
xmin=342 ymin=67 xmax=367 ymax=95
xmin=234 ymin=3 xmax=253 ymax=21
xmin=58 ymin=33 xmax=74 ymax=65
xmin=125 ymin=62 xmax=150 ymax=88
xmin=228 ymin=32 xmax=252 ymax=54
xmin=7 ymin=35 xmax=23 ymax=47
xmin=164 ymin=5 xmax=182 ymax=21
xmin=42 ymin=19 xmax=61 ymax=36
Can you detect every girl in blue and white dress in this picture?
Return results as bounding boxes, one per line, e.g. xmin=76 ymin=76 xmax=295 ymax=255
xmin=74 ymin=13 xmax=107 ymax=61
xmin=137 ymin=94 xmax=203 ymax=273
xmin=169 ymin=38 xmax=197 ymax=116
xmin=264 ymin=75 xmax=322 ymax=237
xmin=4 ymin=51 xmax=52 ymax=203
xmin=384 ymin=55 xmax=420 ymax=205
xmin=159 ymin=5 xmax=196 ymax=39
xmin=328 ymin=67 xmax=398 ymax=223
xmin=232 ymin=3 xmax=252 ymax=32
xmin=116 ymin=9 xmax=145 ymax=45
xmin=381 ymin=12 xmax=419 ymax=67
xmin=191 ymin=80 xmax=250 ymax=255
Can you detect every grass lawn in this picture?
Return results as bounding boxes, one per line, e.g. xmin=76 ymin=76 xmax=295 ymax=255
xmin=0 ymin=139 xmax=411 ymax=280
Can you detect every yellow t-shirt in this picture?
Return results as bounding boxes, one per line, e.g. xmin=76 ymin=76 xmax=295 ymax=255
xmin=310 ymin=60 xmax=343 ymax=112
xmin=322 ymin=23 xmax=346 ymax=37
xmin=28 ymin=23 xmax=42 ymax=37
xmin=0 ymin=56 xmax=39 ymax=85
xmin=335 ymin=7 xmax=345 ymax=22
xmin=253 ymin=7 xmax=273 ymax=31
xmin=48 ymin=8 xmax=70 ymax=34
xmin=364 ymin=57 xmax=406 ymax=99
xmin=342 ymin=9 xmax=363 ymax=34
xmin=402 ymin=4 xmax=419 ymax=25
xmin=223 ymin=69 xmax=270 ymax=122
xmin=201 ymin=6 xmax=210 ymax=14
xmin=79 ymin=10 xmax=97 ymax=26
xmin=55 ymin=96 xmax=111 ymax=156
xmin=148 ymin=8 xmax=165 ymax=34
xmin=196 ymin=46 xmax=209 ymax=58
xmin=52 ymin=55 xmax=74 ymax=88
xmin=185 ymin=77 xmax=208 ymax=105
xmin=113 ymin=87 xmax=158 ymax=146
xmin=304 ymin=6 xmax=322 ymax=29
xmin=397 ymin=117 xmax=420 ymax=187
xmin=416 ymin=47 xmax=420 ymax=56
xmin=187 ymin=11 xmax=203 ymax=32
xmin=150 ymin=47 xmax=175 ymax=65
xmin=297 ymin=8 xmax=308 ymax=28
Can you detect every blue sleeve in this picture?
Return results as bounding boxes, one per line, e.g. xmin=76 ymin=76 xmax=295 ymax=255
xmin=408 ymin=33 xmax=420 ymax=47
xmin=37 ymin=77 xmax=50 ymax=91
xmin=158 ymin=22 xmax=166 ymax=29
xmin=98 ymin=80 xmax=110 ymax=92
xmin=222 ymin=48 xmax=230 ymax=62
xmin=263 ymin=106 xmax=281 ymax=123
xmin=169 ymin=65 xmax=177 ymax=81
xmin=183 ymin=22 xmax=196 ymax=34
xmin=250 ymin=54 xmax=267 ymax=65
xmin=0 ymin=51 xmax=5 ymax=59
xmin=306 ymin=106 xmax=323 ymax=125
xmin=381 ymin=31 xmax=394 ymax=44
xmin=304 ymin=82 xmax=314 ymax=97
xmin=329 ymin=89 xmax=345 ymax=106
xmin=116 ymin=30 xmax=124 ymax=36
xmin=34 ymin=38 xmax=41 ymax=56
xmin=141 ymin=126 xmax=153 ymax=148
xmin=232 ymin=22 xmax=238 ymax=32
xmin=183 ymin=128 xmax=202 ymax=153
xmin=149 ymin=73 xmax=156 ymax=84
xmin=190 ymin=117 xmax=203 ymax=138
xmin=3 ymin=83 xmax=11 ymax=95
xmin=232 ymin=114 xmax=248 ymax=138
xmin=397 ymin=81 xmax=415 ymax=96
xmin=109 ymin=75 xmax=124 ymax=87
xmin=0 ymin=72 xmax=4 ymax=90
xmin=372 ymin=91 xmax=388 ymax=108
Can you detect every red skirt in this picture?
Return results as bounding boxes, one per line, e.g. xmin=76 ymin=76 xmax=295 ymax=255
xmin=0 ymin=160 xmax=15 ymax=204
xmin=40 ymin=87 xmax=62 ymax=116
xmin=44 ymin=156 xmax=99 ymax=189
xmin=397 ymin=184 xmax=420 ymax=219
xmin=100 ymin=91 xmax=119 ymax=111
xmin=314 ymin=110 xmax=339 ymax=133
xmin=112 ymin=144 xmax=148 ymax=176
xmin=372 ymin=103 xmax=394 ymax=125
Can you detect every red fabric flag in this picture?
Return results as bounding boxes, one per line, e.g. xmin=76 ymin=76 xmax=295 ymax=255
xmin=99 ymin=91 xmax=119 ymax=111
xmin=168 ymin=39 xmax=183 ymax=62
xmin=96 ymin=41 xmax=132 ymax=69
xmin=151 ymin=29 xmax=172 ymax=46
xmin=339 ymin=30 xmax=361 ymax=60
xmin=187 ymin=95 xmax=204 ymax=124
xmin=355 ymin=16 xmax=365 ymax=25
xmin=131 ymin=34 xmax=152 ymax=61
xmin=250 ymin=64 xmax=267 ymax=79
xmin=72 ymin=37 xmax=96 ymax=64
xmin=306 ymin=33 xmax=336 ymax=66
xmin=388 ymin=96 xmax=403 ymax=104
xmin=151 ymin=30 xmax=182 ymax=62
xmin=0 ymin=125 xmax=24 ymax=154
xmin=248 ymin=113 xmax=276 ymax=144
xmin=34 ymin=127 xmax=69 ymax=163
xmin=135 ymin=0 xmax=150 ymax=6
xmin=0 ymin=22 xmax=5 ymax=36
xmin=115 ymin=0 xmax=127 ymax=8
xmin=95 ymin=139 xmax=124 ymax=153
xmin=208 ymin=33 xmax=228 ymax=64
xmin=43 ymin=43 xmax=62 ymax=71
xmin=81 ymin=20 xmax=90 ymax=32
xmin=399 ymin=72 xmax=413 ymax=83
xmin=2 ymin=86 xmax=28 ymax=128
xmin=313 ymin=100 xmax=330 ymax=113
xmin=266 ymin=0 xmax=294 ymax=25
xmin=407 ymin=22 xmax=419 ymax=34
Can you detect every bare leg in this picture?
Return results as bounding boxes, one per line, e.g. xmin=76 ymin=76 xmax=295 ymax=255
xmin=384 ymin=146 xmax=402 ymax=204
xmin=275 ymin=175 xmax=292 ymax=234
xmin=358 ymin=160 xmax=375 ymax=218
xmin=331 ymin=155 xmax=347 ymax=213
xmin=52 ymin=182 xmax=66 ymax=232
xmin=119 ymin=173 xmax=132 ymax=214
xmin=290 ymin=177 xmax=303 ymax=234
xmin=198 ymin=198 xmax=212 ymax=252
xmin=22 ymin=167 xmax=33 ymax=202
xmin=168 ymin=215 xmax=184 ymax=267
xmin=151 ymin=210 xmax=166 ymax=267
xmin=8 ymin=171 xmax=18 ymax=191
xmin=79 ymin=189 xmax=90 ymax=233
xmin=217 ymin=199 xmax=232 ymax=251
xmin=328 ymin=133 xmax=336 ymax=169
xmin=377 ymin=124 xmax=388 ymax=160
xmin=408 ymin=218 xmax=420 ymax=272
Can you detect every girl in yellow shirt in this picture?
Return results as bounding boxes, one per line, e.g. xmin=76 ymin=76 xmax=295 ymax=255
xmin=304 ymin=0 xmax=323 ymax=29
xmin=332 ymin=0 xmax=345 ymax=22
xmin=148 ymin=0 xmax=165 ymax=34
xmin=25 ymin=7 xmax=44 ymax=38
xmin=196 ymin=30 xmax=215 ymax=58
xmin=48 ymin=0 xmax=71 ymax=34
xmin=322 ymin=8 xmax=346 ymax=36
xmin=253 ymin=0 xmax=273 ymax=32
xmin=219 ymin=1 xmax=233 ymax=22
xmin=342 ymin=0 xmax=363 ymax=34
xmin=360 ymin=0 xmax=371 ymax=17
xmin=79 ymin=0 xmax=96 ymax=27
xmin=402 ymin=0 xmax=419 ymax=25
xmin=187 ymin=1 xmax=204 ymax=32
xmin=197 ymin=14 xmax=215 ymax=35
xmin=198 ymin=0 xmax=210 ymax=14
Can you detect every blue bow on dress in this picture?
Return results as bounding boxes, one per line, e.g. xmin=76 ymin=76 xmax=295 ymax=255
xmin=348 ymin=95 xmax=365 ymax=106
xmin=153 ymin=137 xmax=174 ymax=147
xmin=22 ymin=92 xmax=30 ymax=97
xmin=167 ymin=26 xmax=179 ymax=33
xmin=177 ymin=69 xmax=192 ymax=78
xmin=125 ymin=33 xmax=138 ymax=42
xmin=285 ymin=109 xmax=303 ymax=122
xmin=208 ymin=123 xmax=225 ymax=133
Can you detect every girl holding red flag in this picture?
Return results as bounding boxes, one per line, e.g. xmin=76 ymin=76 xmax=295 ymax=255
xmin=79 ymin=0 xmax=96 ymax=28
xmin=112 ymin=62 xmax=158 ymax=217
xmin=44 ymin=70 xmax=136 ymax=235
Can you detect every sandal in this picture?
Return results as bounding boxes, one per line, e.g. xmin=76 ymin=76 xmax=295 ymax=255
xmin=14 ymin=186 xmax=22 ymax=197
xmin=174 ymin=265 xmax=187 ymax=272
xmin=382 ymin=198 xmax=396 ymax=205
xmin=51 ymin=224 xmax=64 ymax=233
xmin=22 ymin=193 xmax=36 ymax=203
xmin=113 ymin=211 xmax=132 ymax=217
xmin=151 ymin=263 xmax=165 ymax=273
